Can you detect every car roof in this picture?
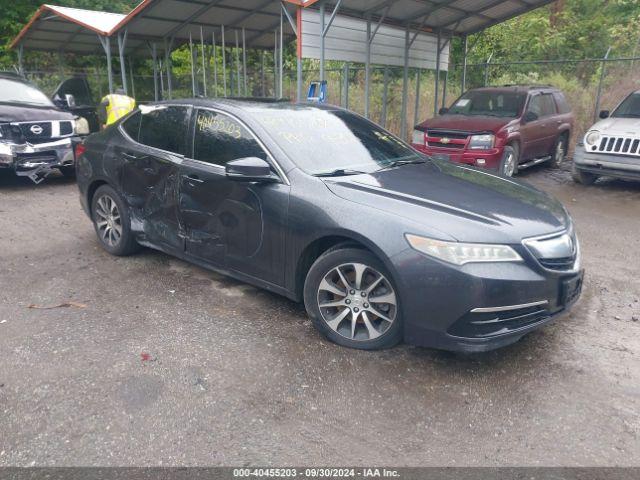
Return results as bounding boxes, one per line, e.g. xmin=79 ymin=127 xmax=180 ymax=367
xmin=468 ymin=85 xmax=560 ymax=94
xmin=147 ymin=97 xmax=343 ymax=113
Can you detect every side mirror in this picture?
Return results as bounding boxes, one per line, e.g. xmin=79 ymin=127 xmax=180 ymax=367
xmin=225 ymin=157 xmax=278 ymax=182
xmin=524 ymin=111 xmax=538 ymax=123
xmin=599 ymin=110 xmax=610 ymax=119
xmin=65 ymin=94 xmax=76 ymax=108
xmin=438 ymin=107 xmax=449 ymax=115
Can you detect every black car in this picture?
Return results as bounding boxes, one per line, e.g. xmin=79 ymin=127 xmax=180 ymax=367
xmin=76 ymin=100 xmax=583 ymax=352
xmin=0 ymin=72 xmax=92 ymax=183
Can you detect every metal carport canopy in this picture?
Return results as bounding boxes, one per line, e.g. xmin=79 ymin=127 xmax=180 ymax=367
xmin=285 ymin=0 xmax=556 ymax=36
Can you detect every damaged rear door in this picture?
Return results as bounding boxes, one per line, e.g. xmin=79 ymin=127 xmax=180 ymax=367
xmin=117 ymin=105 xmax=191 ymax=252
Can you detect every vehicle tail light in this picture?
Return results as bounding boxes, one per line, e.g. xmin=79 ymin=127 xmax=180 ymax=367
xmin=75 ymin=143 xmax=86 ymax=158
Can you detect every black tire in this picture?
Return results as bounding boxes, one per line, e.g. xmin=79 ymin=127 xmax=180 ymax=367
xmin=303 ymin=247 xmax=403 ymax=350
xmin=59 ymin=166 xmax=76 ymax=178
xmin=550 ymin=134 xmax=568 ymax=169
xmin=499 ymin=145 xmax=518 ymax=177
xmin=571 ymin=163 xmax=597 ymax=185
xmin=91 ymin=184 xmax=140 ymax=256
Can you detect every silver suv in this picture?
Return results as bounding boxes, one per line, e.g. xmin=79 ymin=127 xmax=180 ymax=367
xmin=574 ymin=91 xmax=640 ymax=184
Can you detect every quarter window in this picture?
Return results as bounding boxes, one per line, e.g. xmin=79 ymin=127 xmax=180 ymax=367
xmin=138 ymin=106 xmax=190 ymax=155
xmin=121 ymin=111 xmax=141 ymax=140
xmin=193 ymin=109 xmax=267 ymax=166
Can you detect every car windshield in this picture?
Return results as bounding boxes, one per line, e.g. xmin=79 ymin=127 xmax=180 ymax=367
xmin=612 ymin=93 xmax=640 ymax=118
xmin=447 ymin=90 xmax=526 ymax=117
xmin=253 ymin=108 xmax=425 ymax=176
xmin=0 ymin=78 xmax=54 ymax=107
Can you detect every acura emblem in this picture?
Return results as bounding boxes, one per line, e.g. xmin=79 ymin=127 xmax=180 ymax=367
xmin=440 ymin=137 xmax=450 ymax=144
xmin=30 ymin=125 xmax=43 ymax=135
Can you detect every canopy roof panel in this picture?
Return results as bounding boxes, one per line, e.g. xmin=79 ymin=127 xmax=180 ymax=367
xmin=285 ymin=0 xmax=555 ymax=36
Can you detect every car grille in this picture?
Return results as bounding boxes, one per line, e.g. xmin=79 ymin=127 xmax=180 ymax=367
xmin=16 ymin=121 xmax=74 ymax=144
xmin=523 ymin=231 xmax=578 ymax=271
xmin=425 ymin=130 xmax=469 ymax=150
xmin=590 ymin=135 xmax=640 ymax=156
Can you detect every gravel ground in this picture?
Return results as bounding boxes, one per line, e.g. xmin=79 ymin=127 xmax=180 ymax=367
xmin=0 ymin=165 xmax=638 ymax=467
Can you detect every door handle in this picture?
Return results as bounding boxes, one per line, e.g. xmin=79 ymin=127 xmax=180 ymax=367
xmin=122 ymin=152 xmax=146 ymax=161
xmin=182 ymin=174 xmax=204 ymax=185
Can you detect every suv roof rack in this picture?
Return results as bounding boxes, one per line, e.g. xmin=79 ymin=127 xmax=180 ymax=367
xmin=501 ymin=84 xmax=555 ymax=89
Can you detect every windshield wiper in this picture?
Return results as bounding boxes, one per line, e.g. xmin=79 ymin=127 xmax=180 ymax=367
xmin=378 ymin=158 xmax=428 ymax=171
xmin=314 ymin=168 xmax=369 ymax=177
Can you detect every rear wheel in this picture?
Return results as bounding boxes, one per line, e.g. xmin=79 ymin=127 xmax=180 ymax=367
xmin=91 ymin=185 xmax=140 ymax=256
xmin=571 ymin=163 xmax=597 ymax=185
xmin=550 ymin=135 xmax=568 ymax=168
xmin=304 ymin=248 xmax=402 ymax=350
xmin=499 ymin=145 xmax=518 ymax=177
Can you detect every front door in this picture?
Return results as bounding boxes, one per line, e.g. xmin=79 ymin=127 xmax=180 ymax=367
xmin=117 ymin=105 xmax=190 ymax=252
xmin=178 ymin=108 xmax=289 ymax=286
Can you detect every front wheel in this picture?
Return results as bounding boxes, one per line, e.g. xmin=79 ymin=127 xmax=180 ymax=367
xmin=499 ymin=145 xmax=518 ymax=177
xmin=91 ymin=185 xmax=140 ymax=256
xmin=571 ymin=163 xmax=597 ymax=185
xmin=304 ymin=248 xmax=403 ymax=350
xmin=550 ymin=135 xmax=567 ymax=168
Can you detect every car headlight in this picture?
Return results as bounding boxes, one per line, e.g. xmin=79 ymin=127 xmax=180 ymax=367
xmin=468 ymin=134 xmax=495 ymax=150
xmin=0 ymin=141 xmax=14 ymax=164
xmin=412 ymin=129 xmax=425 ymax=145
xmin=584 ymin=130 xmax=600 ymax=146
xmin=405 ymin=234 xmax=522 ymax=265
xmin=75 ymin=117 xmax=90 ymax=135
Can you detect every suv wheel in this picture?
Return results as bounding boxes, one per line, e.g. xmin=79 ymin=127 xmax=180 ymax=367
xmin=303 ymin=248 xmax=403 ymax=350
xmin=499 ymin=145 xmax=518 ymax=177
xmin=571 ymin=163 xmax=597 ymax=186
xmin=91 ymin=185 xmax=140 ymax=256
xmin=551 ymin=135 xmax=567 ymax=168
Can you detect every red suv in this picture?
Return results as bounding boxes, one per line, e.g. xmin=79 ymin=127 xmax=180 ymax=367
xmin=411 ymin=86 xmax=574 ymax=176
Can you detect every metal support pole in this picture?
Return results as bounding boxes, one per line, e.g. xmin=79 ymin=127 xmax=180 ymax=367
xmin=212 ymin=31 xmax=218 ymax=96
xmin=235 ymin=29 xmax=241 ymax=96
xmin=279 ymin=8 xmax=284 ymax=99
xmin=129 ymin=58 xmax=135 ymax=98
xmin=365 ymin=17 xmax=371 ymax=118
xmin=261 ymin=51 xmax=266 ymax=97
xmin=413 ymin=69 xmax=421 ymax=125
xmin=381 ymin=66 xmax=389 ymax=126
xmin=461 ymin=35 xmax=468 ymax=93
xmin=189 ymin=32 xmax=196 ymax=96
xmin=319 ymin=2 xmax=325 ymax=82
xmin=242 ymin=28 xmax=247 ymax=96
xmin=594 ymin=47 xmax=612 ymax=122
xmin=159 ymin=59 xmax=165 ymax=99
xmin=99 ymin=35 xmax=114 ymax=94
xmin=442 ymin=70 xmax=448 ymax=108
xmin=484 ymin=52 xmax=492 ymax=87
xmin=164 ymin=36 xmax=173 ymax=99
xmin=117 ymin=30 xmax=128 ymax=94
xmin=200 ymin=27 xmax=207 ymax=97
xmin=434 ymin=31 xmax=441 ymax=116
xmin=274 ymin=30 xmax=278 ymax=96
xmin=17 ymin=44 xmax=24 ymax=76
xmin=296 ymin=5 xmax=303 ymax=102
xmin=342 ymin=62 xmax=349 ymax=109
xmin=221 ymin=25 xmax=227 ymax=97
xmin=401 ymin=26 xmax=410 ymax=140
xmin=151 ymin=43 xmax=159 ymax=101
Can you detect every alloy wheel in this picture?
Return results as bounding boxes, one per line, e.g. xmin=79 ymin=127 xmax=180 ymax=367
xmin=317 ymin=263 xmax=397 ymax=341
xmin=503 ymin=152 xmax=515 ymax=177
xmin=94 ymin=194 xmax=122 ymax=247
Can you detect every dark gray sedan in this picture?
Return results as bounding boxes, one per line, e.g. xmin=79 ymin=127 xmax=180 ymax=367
xmin=76 ymin=99 xmax=583 ymax=352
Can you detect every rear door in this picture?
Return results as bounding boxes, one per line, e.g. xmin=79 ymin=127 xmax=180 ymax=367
xmin=117 ymin=105 xmax=191 ymax=252
xmin=178 ymin=108 xmax=289 ymax=286
xmin=520 ymin=93 xmax=556 ymax=160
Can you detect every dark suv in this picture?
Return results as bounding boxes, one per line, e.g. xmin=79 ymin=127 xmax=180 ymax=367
xmin=0 ymin=73 xmax=94 ymax=183
xmin=411 ymin=86 xmax=574 ymax=177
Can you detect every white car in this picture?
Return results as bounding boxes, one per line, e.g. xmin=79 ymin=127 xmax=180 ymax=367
xmin=574 ymin=90 xmax=640 ymax=184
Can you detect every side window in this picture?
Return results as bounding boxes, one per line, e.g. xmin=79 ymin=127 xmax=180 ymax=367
xmin=193 ymin=109 xmax=267 ymax=166
xmin=138 ymin=106 xmax=189 ymax=155
xmin=540 ymin=94 xmax=557 ymax=116
xmin=553 ymin=92 xmax=571 ymax=114
xmin=121 ymin=111 xmax=141 ymax=141
xmin=527 ymin=95 xmax=543 ymax=118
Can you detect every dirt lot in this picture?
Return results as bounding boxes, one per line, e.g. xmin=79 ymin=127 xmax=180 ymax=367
xmin=0 ymin=165 xmax=639 ymax=467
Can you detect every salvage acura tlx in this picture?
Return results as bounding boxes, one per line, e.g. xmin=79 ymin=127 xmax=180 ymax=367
xmin=76 ymin=99 xmax=583 ymax=352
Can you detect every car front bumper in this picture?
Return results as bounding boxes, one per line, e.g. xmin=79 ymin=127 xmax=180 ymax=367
xmin=390 ymin=247 xmax=583 ymax=353
xmin=412 ymin=143 xmax=504 ymax=170
xmin=0 ymin=138 xmax=75 ymax=175
xmin=574 ymin=144 xmax=640 ymax=180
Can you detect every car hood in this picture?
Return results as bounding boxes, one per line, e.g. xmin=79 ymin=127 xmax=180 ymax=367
xmin=589 ymin=117 xmax=640 ymax=137
xmin=323 ymin=161 xmax=569 ymax=244
xmin=0 ymin=102 xmax=74 ymax=123
xmin=416 ymin=114 xmax=516 ymax=133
